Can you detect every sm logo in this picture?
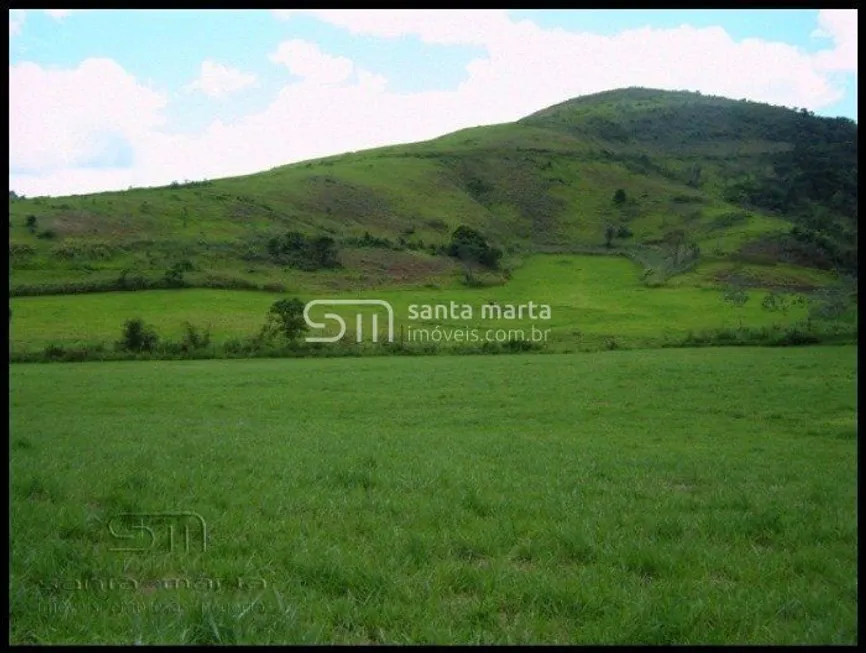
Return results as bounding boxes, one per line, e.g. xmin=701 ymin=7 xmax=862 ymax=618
xmin=107 ymin=512 xmax=207 ymax=554
xmin=303 ymin=299 xmax=395 ymax=343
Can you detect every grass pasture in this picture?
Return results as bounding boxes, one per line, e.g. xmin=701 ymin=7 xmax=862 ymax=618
xmin=10 ymin=254 xmax=838 ymax=354
xmin=9 ymin=346 xmax=858 ymax=644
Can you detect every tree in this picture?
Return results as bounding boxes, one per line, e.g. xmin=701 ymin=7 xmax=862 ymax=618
xmin=264 ymin=298 xmax=308 ymax=344
xmin=613 ymin=188 xmax=627 ymax=204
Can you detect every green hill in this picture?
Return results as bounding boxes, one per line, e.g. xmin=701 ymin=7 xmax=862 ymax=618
xmin=8 ymin=87 xmax=857 ymax=296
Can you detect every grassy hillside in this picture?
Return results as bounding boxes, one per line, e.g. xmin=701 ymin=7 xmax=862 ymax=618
xmin=8 ymin=88 xmax=857 ymax=297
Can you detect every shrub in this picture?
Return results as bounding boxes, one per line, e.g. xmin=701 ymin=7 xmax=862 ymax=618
xmin=504 ymin=339 xmax=539 ymax=353
xmin=267 ymin=231 xmax=340 ymax=270
xmin=345 ymin=232 xmax=396 ymax=249
xmin=117 ymin=318 xmax=159 ymax=352
xmin=447 ymin=225 xmax=502 ymax=269
xmin=9 ymin=243 xmax=35 ymax=261
xmin=43 ymin=344 xmax=65 ymax=360
xmin=180 ymin=322 xmax=211 ymax=351
xmin=223 ymin=338 xmax=247 ymax=355
xmin=164 ymin=260 xmax=194 ymax=287
xmin=769 ymin=328 xmax=821 ymax=347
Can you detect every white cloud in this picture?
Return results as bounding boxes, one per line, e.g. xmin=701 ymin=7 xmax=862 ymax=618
xmin=44 ymin=10 xmax=75 ymax=19
xmin=272 ymin=9 xmax=511 ymax=46
xmin=811 ymin=9 xmax=857 ymax=72
xmin=10 ymin=59 xmax=168 ymax=176
xmin=9 ymin=9 xmax=25 ymax=37
xmin=8 ymin=11 xmax=859 ymax=197
xmin=269 ymin=39 xmax=355 ymax=85
xmin=186 ymin=59 xmax=257 ymax=98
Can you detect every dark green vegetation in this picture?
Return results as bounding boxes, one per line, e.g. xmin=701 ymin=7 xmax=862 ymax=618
xmin=8 ymin=88 xmax=858 ymax=299
xmin=9 ymin=347 xmax=857 ymax=644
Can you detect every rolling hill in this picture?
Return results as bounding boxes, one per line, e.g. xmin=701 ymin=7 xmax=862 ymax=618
xmin=8 ymin=87 xmax=858 ymax=297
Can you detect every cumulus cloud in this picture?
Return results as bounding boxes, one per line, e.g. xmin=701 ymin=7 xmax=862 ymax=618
xmin=272 ymin=9 xmax=511 ymax=46
xmin=269 ymin=39 xmax=355 ymax=85
xmin=9 ymin=59 xmax=168 ymax=175
xmin=274 ymin=9 xmax=850 ymax=112
xmin=186 ymin=59 xmax=257 ymax=98
xmin=811 ymin=9 xmax=857 ymax=72
xmin=44 ymin=10 xmax=75 ymax=19
xmin=9 ymin=10 xmax=25 ymax=37
xmin=8 ymin=10 xmax=859 ymax=197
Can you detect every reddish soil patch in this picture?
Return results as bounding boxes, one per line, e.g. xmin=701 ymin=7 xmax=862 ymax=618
xmin=340 ymin=249 xmax=456 ymax=285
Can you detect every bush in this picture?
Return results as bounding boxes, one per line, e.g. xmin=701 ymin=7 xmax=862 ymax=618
xmin=164 ymin=260 xmax=194 ymax=287
xmin=447 ymin=225 xmax=502 ymax=269
xmin=223 ymin=338 xmax=247 ymax=355
xmin=344 ymin=232 xmax=396 ymax=249
xmin=267 ymin=231 xmax=341 ymax=270
xmin=504 ymin=339 xmax=541 ymax=353
xmin=769 ymin=328 xmax=821 ymax=347
xmin=9 ymin=243 xmax=35 ymax=261
xmin=43 ymin=344 xmax=65 ymax=360
xmin=180 ymin=322 xmax=211 ymax=352
xmin=117 ymin=318 xmax=159 ymax=352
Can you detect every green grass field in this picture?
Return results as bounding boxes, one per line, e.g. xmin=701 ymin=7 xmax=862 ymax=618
xmin=10 ymin=346 xmax=858 ymax=644
xmin=11 ymin=254 xmax=836 ymax=353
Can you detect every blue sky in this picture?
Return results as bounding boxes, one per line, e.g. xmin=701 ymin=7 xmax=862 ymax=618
xmin=9 ymin=9 xmax=858 ymax=196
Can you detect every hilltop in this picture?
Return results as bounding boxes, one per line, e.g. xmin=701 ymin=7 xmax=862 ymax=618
xmin=8 ymin=87 xmax=857 ymax=296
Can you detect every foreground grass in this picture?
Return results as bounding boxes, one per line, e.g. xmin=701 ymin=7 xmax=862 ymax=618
xmin=9 ymin=346 xmax=857 ymax=644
